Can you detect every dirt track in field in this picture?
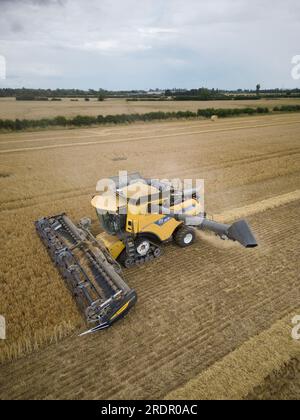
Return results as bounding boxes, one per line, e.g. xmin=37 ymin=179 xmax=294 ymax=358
xmin=0 ymin=113 xmax=299 ymax=399
xmin=1 ymin=97 xmax=300 ymax=120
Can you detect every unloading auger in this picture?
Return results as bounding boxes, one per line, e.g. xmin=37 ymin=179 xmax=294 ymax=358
xmin=177 ymin=216 xmax=258 ymax=248
xmin=35 ymin=173 xmax=257 ymax=333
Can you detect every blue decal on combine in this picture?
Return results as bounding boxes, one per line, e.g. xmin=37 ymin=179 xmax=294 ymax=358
xmin=155 ymin=216 xmax=172 ymax=226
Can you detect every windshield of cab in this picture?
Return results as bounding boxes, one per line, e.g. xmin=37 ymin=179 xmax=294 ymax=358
xmin=97 ymin=211 xmax=122 ymax=235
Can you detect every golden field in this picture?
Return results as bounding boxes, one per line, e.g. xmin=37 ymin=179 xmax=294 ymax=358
xmin=0 ymin=113 xmax=300 ymax=399
xmin=1 ymin=97 xmax=300 ymax=120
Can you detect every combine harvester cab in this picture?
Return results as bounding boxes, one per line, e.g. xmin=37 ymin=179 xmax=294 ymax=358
xmin=35 ymin=214 xmax=137 ymax=335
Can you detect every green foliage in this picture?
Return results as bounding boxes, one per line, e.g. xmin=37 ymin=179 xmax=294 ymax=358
xmin=16 ymin=96 xmax=49 ymax=101
xmin=53 ymin=116 xmax=67 ymax=126
xmin=16 ymin=96 xmax=35 ymax=101
xmin=197 ymin=107 xmax=269 ymax=118
xmin=256 ymin=107 xmax=269 ymax=114
xmin=4 ymin=104 xmax=300 ymax=132
xmin=2 ymin=87 xmax=300 ymax=101
xmin=126 ymin=98 xmax=167 ymax=102
xmin=71 ymin=115 xmax=97 ymax=126
xmin=233 ymin=96 xmax=261 ymax=100
xmin=173 ymin=88 xmax=228 ymax=101
xmin=1 ymin=88 xmax=106 ymax=98
xmin=273 ymin=105 xmax=300 ymax=112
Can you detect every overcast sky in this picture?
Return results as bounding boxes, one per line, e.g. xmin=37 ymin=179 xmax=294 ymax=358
xmin=0 ymin=0 xmax=299 ymax=90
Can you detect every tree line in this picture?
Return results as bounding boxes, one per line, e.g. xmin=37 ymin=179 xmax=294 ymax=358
xmin=1 ymin=87 xmax=300 ymax=100
xmin=2 ymin=105 xmax=300 ymax=132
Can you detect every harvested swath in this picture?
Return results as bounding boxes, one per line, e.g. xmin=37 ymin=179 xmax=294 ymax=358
xmin=164 ymin=309 xmax=300 ymax=400
xmin=246 ymin=357 xmax=300 ymax=400
xmin=214 ymin=190 xmax=300 ymax=223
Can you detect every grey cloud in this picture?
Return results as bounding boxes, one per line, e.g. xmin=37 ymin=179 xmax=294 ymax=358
xmin=0 ymin=0 xmax=299 ymax=89
xmin=0 ymin=0 xmax=65 ymax=4
xmin=10 ymin=21 xmax=24 ymax=33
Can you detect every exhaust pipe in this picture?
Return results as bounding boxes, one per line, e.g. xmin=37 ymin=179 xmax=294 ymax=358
xmin=182 ymin=216 xmax=258 ymax=248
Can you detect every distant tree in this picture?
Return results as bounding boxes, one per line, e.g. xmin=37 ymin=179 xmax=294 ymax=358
xmin=256 ymin=84 xmax=261 ymax=95
xmin=98 ymin=94 xmax=105 ymax=102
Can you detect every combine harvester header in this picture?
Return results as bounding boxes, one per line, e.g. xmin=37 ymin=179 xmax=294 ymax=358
xmin=35 ymin=215 xmax=137 ymax=334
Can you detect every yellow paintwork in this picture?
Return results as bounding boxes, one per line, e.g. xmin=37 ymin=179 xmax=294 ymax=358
xmin=97 ymin=231 xmax=125 ymax=260
xmin=172 ymin=198 xmax=203 ymax=216
xmin=119 ymin=181 xmax=159 ymax=201
xmin=92 ymin=184 xmax=203 ymax=260
xmin=127 ymin=213 xmax=182 ymax=241
xmin=124 ymin=197 xmax=202 ymax=242
xmin=110 ymin=301 xmax=130 ymax=320
xmin=91 ymin=194 xmax=127 ymax=213
xmin=91 ymin=182 xmax=162 ymax=215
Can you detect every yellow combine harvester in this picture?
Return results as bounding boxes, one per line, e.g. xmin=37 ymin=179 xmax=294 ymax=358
xmin=35 ymin=173 xmax=257 ymax=334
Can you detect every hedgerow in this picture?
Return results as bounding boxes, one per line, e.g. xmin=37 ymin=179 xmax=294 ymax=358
xmin=15 ymin=96 xmax=49 ymax=101
xmin=1 ymin=105 xmax=299 ymax=132
xmin=0 ymin=111 xmax=197 ymax=130
xmin=197 ymin=107 xmax=269 ymax=118
xmin=273 ymin=105 xmax=300 ymax=112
